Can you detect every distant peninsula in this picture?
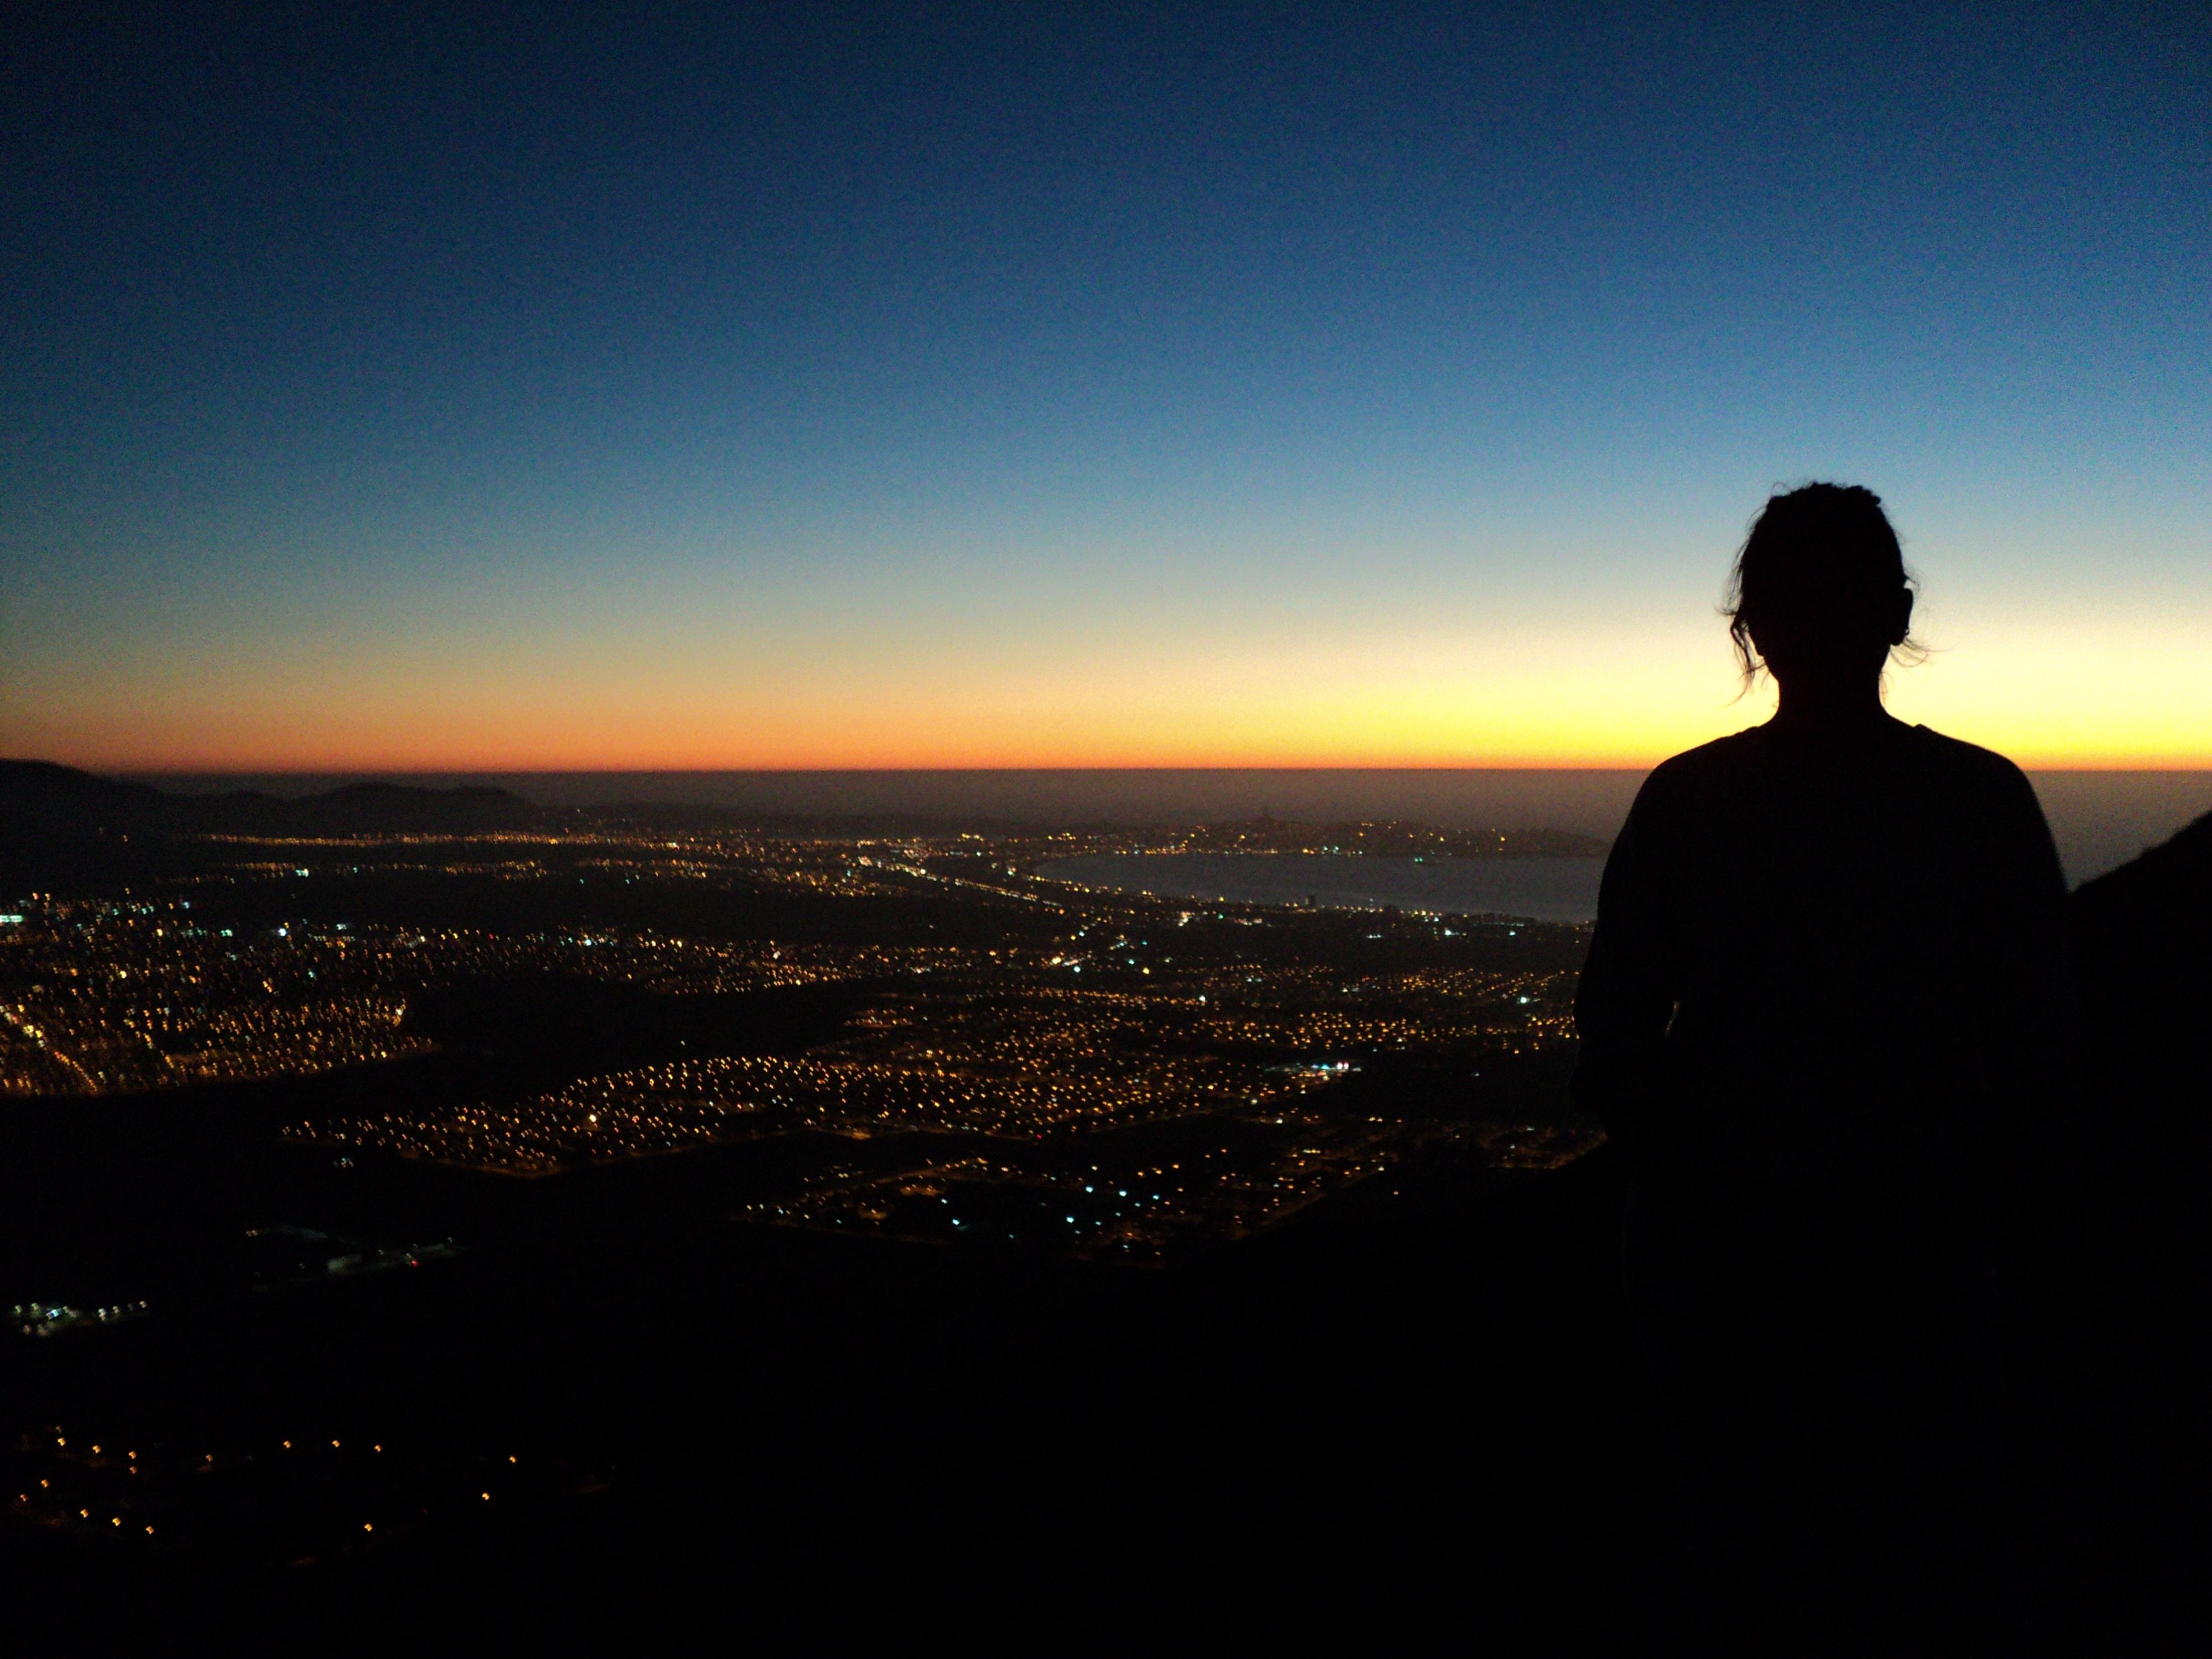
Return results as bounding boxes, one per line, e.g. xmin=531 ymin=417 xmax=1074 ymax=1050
xmin=1167 ymin=817 xmax=1608 ymax=859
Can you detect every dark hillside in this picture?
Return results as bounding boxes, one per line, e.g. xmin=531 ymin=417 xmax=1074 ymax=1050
xmin=2071 ymin=809 xmax=2212 ymax=1039
xmin=2 ymin=1119 xmax=1668 ymax=1651
xmin=0 ymin=761 xmax=173 ymax=832
xmin=2020 ymin=811 xmax=2212 ymax=1644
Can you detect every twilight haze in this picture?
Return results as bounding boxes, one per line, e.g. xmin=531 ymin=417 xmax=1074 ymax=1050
xmin=4 ymin=4 xmax=2207 ymax=770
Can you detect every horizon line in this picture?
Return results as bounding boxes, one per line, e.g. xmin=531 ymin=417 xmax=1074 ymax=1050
xmin=71 ymin=760 xmax=2212 ymax=778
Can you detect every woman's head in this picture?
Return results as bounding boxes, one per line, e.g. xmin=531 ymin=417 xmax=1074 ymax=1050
xmin=1725 ymin=483 xmax=1917 ymax=691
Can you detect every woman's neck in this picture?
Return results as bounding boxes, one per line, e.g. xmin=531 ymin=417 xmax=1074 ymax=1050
xmin=1767 ymin=677 xmax=1903 ymax=736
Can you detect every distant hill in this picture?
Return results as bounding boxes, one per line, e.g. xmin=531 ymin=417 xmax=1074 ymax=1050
xmin=0 ymin=760 xmax=542 ymax=837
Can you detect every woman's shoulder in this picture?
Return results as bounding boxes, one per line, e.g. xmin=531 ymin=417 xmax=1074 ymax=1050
xmin=1623 ymin=729 xmax=1769 ymax=831
xmin=1898 ymin=724 xmax=2038 ymax=800
xmin=1635 ymin=722 xmax=2037 ymax=816
xmin=1640 ymin=727 xmax=1768 ymax=792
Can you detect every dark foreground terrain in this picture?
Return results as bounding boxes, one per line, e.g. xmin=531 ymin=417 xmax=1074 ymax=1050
xmin=7 ymin=1113 xmax=2211 ymax=1653
xmin=2 ymin=1105 xmax=1660 ymax=1650
xmin=3 ymin=787 xmax=2210 ymax=1649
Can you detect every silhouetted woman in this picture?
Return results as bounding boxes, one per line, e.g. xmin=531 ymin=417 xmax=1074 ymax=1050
xmin=1573 ymin=484 xmax=2072 ymax=1652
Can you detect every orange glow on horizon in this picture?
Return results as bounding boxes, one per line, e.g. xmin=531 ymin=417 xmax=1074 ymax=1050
xmin=12 ymin=608 xmax=2211 ymax=774
xmin=19 ymin=700 xmax=2212 ymax=775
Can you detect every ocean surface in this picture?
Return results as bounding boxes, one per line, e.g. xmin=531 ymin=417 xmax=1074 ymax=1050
xmin=136 ymin=767 xmax=2212 ymax=889
xmin=1040 ymin=853 xmax=1604 ymax=923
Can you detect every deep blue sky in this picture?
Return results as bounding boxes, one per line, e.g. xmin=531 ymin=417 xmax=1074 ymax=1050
xmin=5 ymin=3 xmax=2207 ymax=767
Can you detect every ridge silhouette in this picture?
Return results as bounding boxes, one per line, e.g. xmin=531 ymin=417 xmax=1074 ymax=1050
xmin=2020 ymin=805 xmax=2212 ymax=1647
xmin=1574 ymin=484 xmax=2074 ymax=1651
xmin=0 ymin=760 xmax=540 ymax=836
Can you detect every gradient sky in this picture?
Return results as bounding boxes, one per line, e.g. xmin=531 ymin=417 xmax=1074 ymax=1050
xmin=4 ymin=3 xmax=2208 ymax=770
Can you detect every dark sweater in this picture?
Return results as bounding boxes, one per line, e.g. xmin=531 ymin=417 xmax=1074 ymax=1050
xmin=1572 ymin=719 xmax=2072 ymax=1217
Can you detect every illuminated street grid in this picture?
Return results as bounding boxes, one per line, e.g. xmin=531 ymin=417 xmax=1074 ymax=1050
xmin=754 ymin=1114 xmax=1601 ymax=1263
xmin=283 ymin=953 xmax=1574 ymax=1176
xmin=0 ymin=897 xmax=943 ymax=1097
xmin=297 ymin=1037 xmax=1342 ymax=1173
xmin=750 ymin=1131 xmax=1408 ymax=1262
xmin=0 ymin=902 xmax=429 ymax=1095
xmin=5 ymin=826 xmax=1592 ymax=1248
